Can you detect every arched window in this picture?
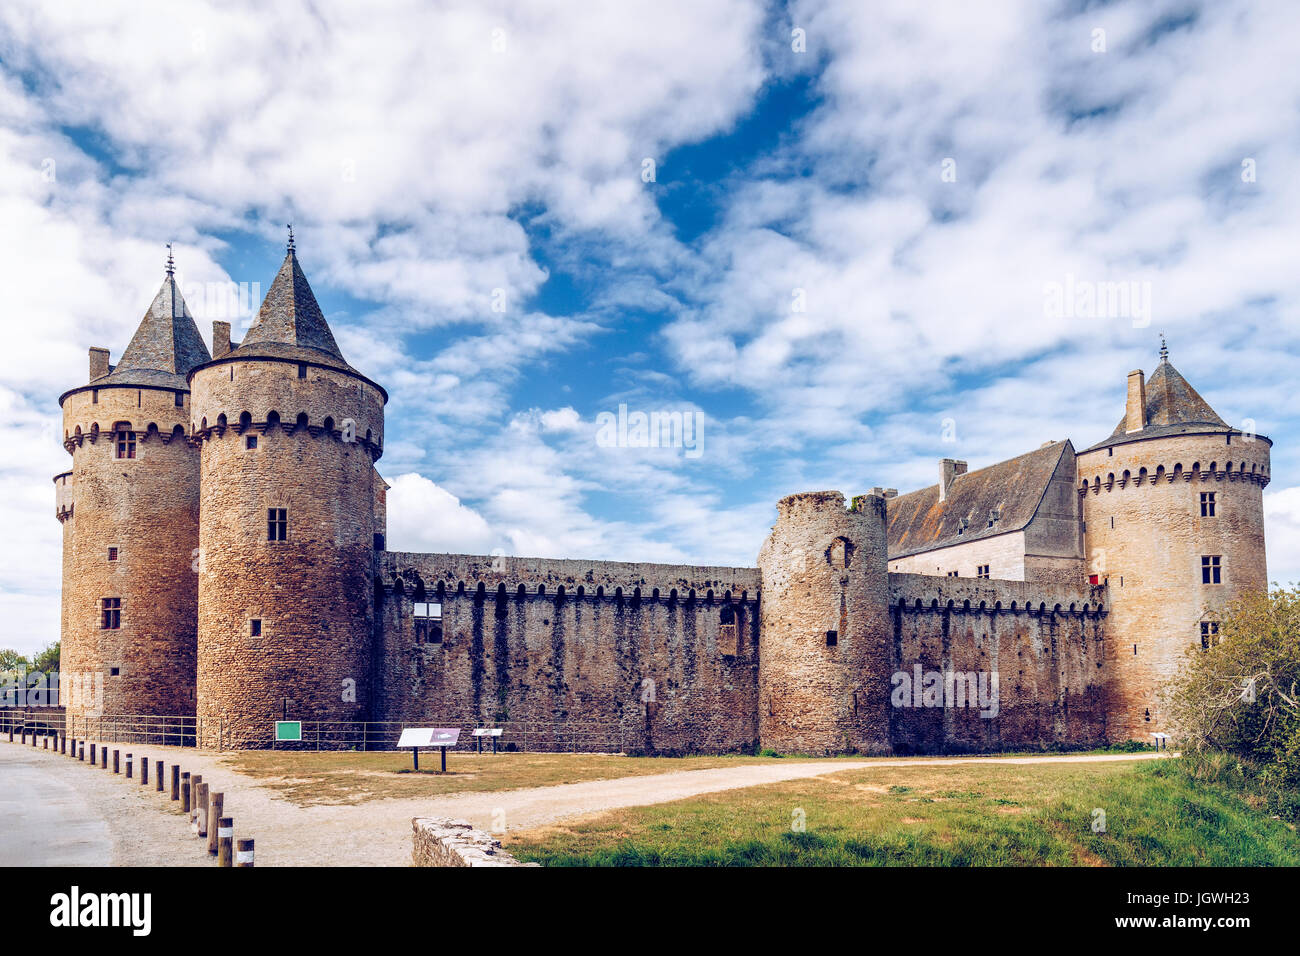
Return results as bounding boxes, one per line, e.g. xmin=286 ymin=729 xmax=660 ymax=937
xmin=267 ymin=410 xmax=281 ymax=429
xmin=239 ymin=411 xmax=252 ymax=430
xmin=828 ymin=537 xmax=853 ymax=568
xmin=323 ymin=416 xmax=335 ymax=434
xmin=296 ymin=412 xmax=309 ymax=429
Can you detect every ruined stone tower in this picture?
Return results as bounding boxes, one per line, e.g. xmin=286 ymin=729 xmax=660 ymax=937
xmin=189 ymin=238 xmax=387 ymax=748
xmin=1077 ymin=342 xmax=1270 ymax=741
xmin=56 ymin=259 xmax=210 ymax=719
xmin=757 ymin=491 xmax=893 ymax=754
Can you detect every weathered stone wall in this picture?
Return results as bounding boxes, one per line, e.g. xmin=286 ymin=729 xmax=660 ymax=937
xmin=58 ymin=384 xmax=199 ymax=718
xmin=192 ymin=359 xmax=385 ymax=748
xmin=888 ymin=574 xmax=1110 ymax=752
xmin=757 ymin=491 xmax=894 ymax=755
xmin=1078 ymin=432 xmax=1270 ymax=741
xmin=411 ymin=818 xmax=537 ymax=867
xmin=375 ymin=553 xmax=761 ymax=754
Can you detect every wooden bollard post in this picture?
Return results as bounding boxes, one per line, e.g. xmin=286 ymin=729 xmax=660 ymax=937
xmin=207 ymin=792 xmax=224 ymax=854
xmin=236 ymin=838 xmax=254 ymax=867
xmin=112 ymin=749 xmax=120 ymax=774
xmin=43 ymin=735 xmax=48 ymax=749
xmin=125 ymin=753 xmax=133 ymax=778
xmin=30 ymin=730 xmax=35 ymax=747
xmin=140 ymin=757 xmax=148 ymax=786
xmin=217 ymin=817 xmax=234 ymax=867
xmin=61 ymin=734 xmax=67 ymax=755
xmin=181 ymin=779 xmax=191 ymax=813
xmin=101 ymin=747 xmax=107 ymax=769
xmin=172 ymin=766 xmax=181 ymax=800
xmin=78 ymin=741 xmax=85 ymax=761
xmin=89 ymin=742 xmax=96 ymax=764
xmin=189 ymin=775 xmax=203 ymax=825
xmin=194 ymin=782 xmax=209 ymax=837
xmin=156 ymin=760 xmax=165 ymax=792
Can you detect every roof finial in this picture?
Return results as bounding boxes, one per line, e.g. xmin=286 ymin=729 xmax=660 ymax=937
xmin=165 ymin=242 xmax=175 ymax=277
xmin=1159 ymin=332 xmax=1168 ymax=363
xmin=286 ymin=223 xmax=295 ymax=255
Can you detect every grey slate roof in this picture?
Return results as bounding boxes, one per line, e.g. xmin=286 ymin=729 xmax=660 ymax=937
xmin=887 ymin=440 xmax=1071 ymax=559
xmin=229 ymin=250 xmax=354 ymax=371
xmin=94 ymin=274 xmax=211 ymax=390
xmin=1083 ymin=357 xmax=1232 ymax=452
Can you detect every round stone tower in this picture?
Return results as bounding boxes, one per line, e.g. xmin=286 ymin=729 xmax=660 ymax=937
xmin=189 ymin=238 xmax=386 ymax=748
xmin=1077 ymin=341 xmax=1270 ymax=742
xmin=56 ymin=259 xmax=211 ymax=721
xmin=757 ymin=490 xmax=893 ymax=754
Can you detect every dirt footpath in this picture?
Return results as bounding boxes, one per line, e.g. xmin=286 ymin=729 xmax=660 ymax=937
xmin=2 ymin=742 xmax=1172 ymax=867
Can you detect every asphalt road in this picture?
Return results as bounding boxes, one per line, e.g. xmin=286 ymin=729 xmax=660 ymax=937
xmin=0 ymin=743 xmax=112 ymax=865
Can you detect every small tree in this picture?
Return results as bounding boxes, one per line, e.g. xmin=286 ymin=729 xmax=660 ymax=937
xmin=1166 ymin=585 xmax=1300 ymax=809
xmin=31 ymin=641 xmax=60 ymax=674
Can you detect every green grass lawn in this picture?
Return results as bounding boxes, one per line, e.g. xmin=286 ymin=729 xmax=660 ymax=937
xmin=217 ymin=745 xmax=1154 ymax=806
xmin=505 ymin=757 xmax=1300 ymax=866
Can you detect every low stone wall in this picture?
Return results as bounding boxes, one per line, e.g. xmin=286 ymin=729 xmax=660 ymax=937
xmin=411 ymin=818 xmax=539 ymax=867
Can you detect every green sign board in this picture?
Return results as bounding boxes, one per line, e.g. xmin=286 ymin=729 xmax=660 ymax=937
xmin=275 ymin=721 xmax=302 ymax=742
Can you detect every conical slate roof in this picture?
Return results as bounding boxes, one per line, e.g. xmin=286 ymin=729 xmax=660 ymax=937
xmin=96 ymin=273 xmax=212 ymax=390
xmin=1085 ymin=350 xmax=1233 ymax=451
xmin=228 ymin=249 xmax=355 ymax=372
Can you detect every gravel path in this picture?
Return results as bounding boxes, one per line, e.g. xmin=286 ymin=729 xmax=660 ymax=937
xmin=1 ymin=740 xmax=1172 ymax=867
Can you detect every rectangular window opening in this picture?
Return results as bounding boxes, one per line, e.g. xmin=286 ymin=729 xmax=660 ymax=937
xmin=250 ymin=619 xmax=262 ymax=637
xmin=1200 ymin=492 xmax=1216 ymax=517
xmin=268 ymin=508 xmax=288 ymax=542
xmin=1201 ymin=555 xmax=1222 ymax=584
xmin=115 ymin=431 xmax=136 ymax=459
xmin=101 ymin=597 xmax=121 ymax=630
xmin=107 ymin=547 xmax=118 ymax=562
xmin=246 ymin=435 xmax=258 ymax=450
xmin=825 ymin=630 xmax=838 ymax=646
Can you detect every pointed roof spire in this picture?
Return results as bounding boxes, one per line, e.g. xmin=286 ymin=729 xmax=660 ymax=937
xmin=231 ymin=239 xmax=352 ymax=370
xmin=1087 ymin=345 xmax=1233 ymax=450
xmin=95 ymin=263 xmax=212 ymax=389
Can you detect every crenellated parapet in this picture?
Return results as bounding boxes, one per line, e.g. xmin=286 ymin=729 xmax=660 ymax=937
xmin=379 ymin=551 xmax=760 ymax=606
xmin=889 ymin=573 xmax=1108 ymax=620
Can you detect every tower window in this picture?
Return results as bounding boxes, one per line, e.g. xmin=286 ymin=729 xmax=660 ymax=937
xmin=92 ymin=389 xmax=99 ymax=404
xmin=268 ymin=508 xmax=288 ymax=542
xmin=115 ymin=431 xmax=136 ymax=459
xmin=947 ymin=570 xmax=959 ymax=578
xmin=977 ymin=565 xmax=990 ymax=579
xmin=1200 ymin=492 xmax=1216 ymax=517
xmin=250 ymin=619 xmax=262 ymax=637
xmin=100 ymin=598 xmax=121 ymax=630
xmin=107 ymin=547 xmax=118 ymax=562
xmin=825 ymin=630 xmax=838 ymax=646
xmin=1201 ymin=555 xmax=1222 ymax=584
xmin=175 ymin=391 xmax=184 ymax=407
xmin=109 ymin=667 xmax=120 ymax=677
xmin=246 ymin=435 xmax=258 ymax=450
xmin=298 ymin=363 xmax=307 ymax=379
xmin=1200 ymin=621 xmax=1219 ymax=649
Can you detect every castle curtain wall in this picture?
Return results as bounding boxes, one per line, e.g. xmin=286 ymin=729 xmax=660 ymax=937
xmin=888 ymin=574 xmax=1110 ymax=752
xmin=374 ymin=553 xmax=762 ymax=755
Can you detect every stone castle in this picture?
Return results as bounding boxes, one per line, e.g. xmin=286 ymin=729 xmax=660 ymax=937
xmin=54 ymin=243 xmax=1272 ymax=752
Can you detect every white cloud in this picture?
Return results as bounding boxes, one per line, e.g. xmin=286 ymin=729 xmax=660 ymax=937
xmin=384 ymin=473 xmax=496 ymax=555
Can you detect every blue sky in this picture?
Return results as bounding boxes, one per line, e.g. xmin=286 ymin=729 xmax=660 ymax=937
xmin=2 ymin=0 xmax=1299 ymax=656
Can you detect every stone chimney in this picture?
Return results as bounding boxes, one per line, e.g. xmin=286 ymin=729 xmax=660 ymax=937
xmin=868 ymin=487 xmax=899 ymax=499
xmin=212 ymin=321 xmax=232 ymax=359
xmin=939 ymin=459 xmax=967 ymax=502
xmin=1125 ymin=369 xmax=1146 ymax=433
xmin=89 ymin=347 xmax=110 ymax=381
